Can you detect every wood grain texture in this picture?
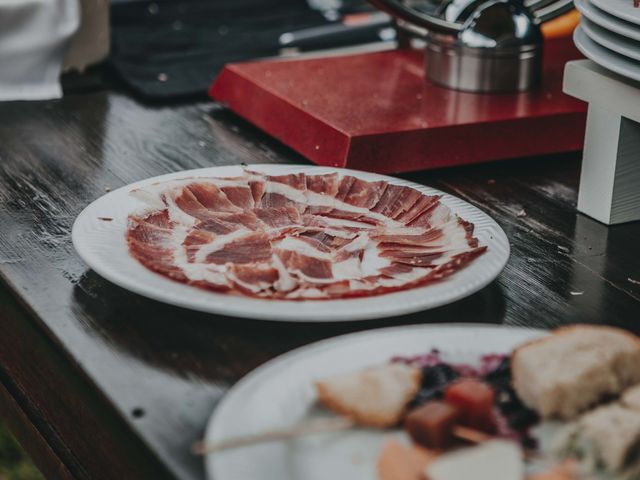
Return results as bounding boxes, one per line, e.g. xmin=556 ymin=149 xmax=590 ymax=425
xmin=0 ymin=378 xmax=73 ymax=480
xmin=0 ymin=88 xmax=638 ymax=480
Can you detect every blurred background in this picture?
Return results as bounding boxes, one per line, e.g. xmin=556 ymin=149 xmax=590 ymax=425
xmin=3 ymin=0 xmax=399 ymax=103
xmin=0 ymin=423 xmax=43 ymax=480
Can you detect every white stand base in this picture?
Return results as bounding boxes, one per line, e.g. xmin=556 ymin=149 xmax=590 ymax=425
xmin=564 ymin=60 xmax=640 ymax=225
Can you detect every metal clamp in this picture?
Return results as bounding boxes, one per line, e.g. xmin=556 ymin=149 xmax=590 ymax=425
xmin=368 ymin=0 xmax=574 ymax=92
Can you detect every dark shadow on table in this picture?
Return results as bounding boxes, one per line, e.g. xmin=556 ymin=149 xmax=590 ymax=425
xmin=71 ymin=270 xmax=507 ymax=384
xmin=566 ymin=214 xmax=640 ymax=334
xmin=206 ymin=106 xmax=313 ymax=166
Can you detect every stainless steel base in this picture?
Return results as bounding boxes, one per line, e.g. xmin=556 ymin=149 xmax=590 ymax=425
xmin=426 ymin=39 xmax=543 ymax=93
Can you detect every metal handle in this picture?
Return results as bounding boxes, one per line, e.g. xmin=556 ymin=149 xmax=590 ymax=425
xmin=367 ymin=0 xmax=574 ymax=35
xmin=367 ymin=0 xmax=462 ymax=34
xmin=532 ymin=0 xmax=574 ymax=23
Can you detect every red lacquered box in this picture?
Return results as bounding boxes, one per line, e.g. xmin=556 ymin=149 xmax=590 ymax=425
xmin=210 ymin=37 xmax=586 ymax=173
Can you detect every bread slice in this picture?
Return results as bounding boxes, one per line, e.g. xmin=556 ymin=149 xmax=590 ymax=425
xmin=512 ymin=325 xmax=640 ymax=419
xmin=622 ymin=384 xmax=640 ymax=411
xmin=315 ymin=363 xmax=421 ymax=427
xmin=579 ymin=404 xmax=640 ymax=472
xmin=554 ymin=403 xmax=640 ymax=473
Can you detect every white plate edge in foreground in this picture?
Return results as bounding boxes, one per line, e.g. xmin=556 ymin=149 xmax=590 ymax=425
xmin=204 ymin=324 xmax=546 ymax=480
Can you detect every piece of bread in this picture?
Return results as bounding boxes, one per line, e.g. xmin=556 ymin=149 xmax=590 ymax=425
xmin=512 ymin=325 xmax=640 ymax=419
xmin=316 ymin=363 xmax=421 ymax=427
xmin=622 ymin=384 xmax=640 ymax=411
xmin=578 ymin=403 xmax=640 ymax=472
xmin=553 ymin=403 xmax=640 ymax=474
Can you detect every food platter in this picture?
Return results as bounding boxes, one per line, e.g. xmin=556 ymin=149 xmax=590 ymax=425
xmin=72 ymin=165 xmax=509 ymax=321
xmin=204 ymin=323 xmax=640 ymax=479
xmin=203 ymin=324 xmax=544 ymax=480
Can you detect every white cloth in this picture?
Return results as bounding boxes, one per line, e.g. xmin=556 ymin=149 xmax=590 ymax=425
xmin=0 ymin=0 xmax=80 ymax=101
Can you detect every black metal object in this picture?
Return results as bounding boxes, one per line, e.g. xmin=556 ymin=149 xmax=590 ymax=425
xmin=367 ymin=0 xmax=574 ymax=91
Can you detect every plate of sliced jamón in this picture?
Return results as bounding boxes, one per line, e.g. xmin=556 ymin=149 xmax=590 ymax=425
xmin=72 ymin=164 xmax=509 ymax=321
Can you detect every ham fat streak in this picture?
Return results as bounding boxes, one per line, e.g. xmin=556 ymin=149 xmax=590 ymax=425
xmin=127 ymin=170 xmax=486 ymax=300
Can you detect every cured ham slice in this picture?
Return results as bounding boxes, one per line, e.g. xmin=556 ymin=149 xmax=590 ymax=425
xmin=186 ymin=183 xmax=241 ymax=212
xmin=196 ymin=211 xmax=262 ymax=233
xmin=371 ymin=184 xmax=423 ymax=219
xmin=254 ymin=206 xmax=302 ymax=230
xmin=306 ymin=172 xmax=339 ymax=196
xmin=396 ymin=195 xmax=440 ymax=224
xmin=219 ymin=184 xmax=254 ymax=209
xmin=342 ymin=178 xmax=387 ymax=209
xmin=335 ymin=175 xmax=356 ymax=202
xmin=316 ymin=208 xmax=384 ymax=226
xmin=200 ymin=231 xmax=272 ymax=265
xmin=297 ymin=231 xmax=352 ymax=252
xmin=127 ymin=169 xmax=487 ymax=300
xmin=275 ymin=249 xmax=334 ymax=283
xmin=127 ymin=213 xmax=188 ymax=281
xmin=252 ymin=173 xmax=307 ymax=211
xmin=305 ymin=173 xmax=339 ymax=214
xmin=227 ymin=262 xmax=279 ymax=295
xmin=267 ymin=172 xmax=306 ymax=189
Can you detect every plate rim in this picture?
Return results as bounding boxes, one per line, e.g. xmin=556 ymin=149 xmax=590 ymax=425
xmin=581 ymin=16 xmax=640 ymax=61
xmin=574 ymin=25 xmax=640 ymax=82
xmin=203 ymin=323 xmax=547 ymax=480
xmin=72 ymin=164 xmax=510 ymax=322
xmin=590 ymin=0 xmax=640 ymax=26
xmin=575 ymin=0 xmax=640 ymax=41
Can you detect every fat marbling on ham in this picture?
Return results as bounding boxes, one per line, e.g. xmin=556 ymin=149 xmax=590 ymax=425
xmin=126 ymin=170 xmax=486 ymax=300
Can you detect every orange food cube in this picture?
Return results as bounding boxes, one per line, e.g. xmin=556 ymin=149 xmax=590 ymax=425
xmin=444 ymin=379 xmax=496 ymax=433
xmin=405 ymin=401 xmax=462 ymax=449
xmin=377 ymin=439 xmax=437 ymax=480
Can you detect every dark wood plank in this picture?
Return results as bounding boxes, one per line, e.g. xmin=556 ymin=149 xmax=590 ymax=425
xmin=409 ymin=157 xmax=640 ymax=331
xmin=0 ymin=286 xmax=174 ymax=480
xmin=0 ymin=378 xmax=74 ymax=480
xmin=0 ymin=89 xmax=638 ymax=480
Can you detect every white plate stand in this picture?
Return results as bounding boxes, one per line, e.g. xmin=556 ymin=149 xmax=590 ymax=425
xmin=564 ymin=59 xmax=640 ymax=225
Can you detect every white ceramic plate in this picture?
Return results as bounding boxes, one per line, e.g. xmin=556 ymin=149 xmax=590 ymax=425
xmin=590 ymin=0 xmax=640 ymax=25
xmin=72 ymin=165 xmax=509 ymax=322
xmin=204 ymin=324 xmax=545 ymax=480
xmin=581 ymin=17 xmax=640 ymax=61
xmin=574 ymin=25 xmax=640 ymax=82
xmin=575 ymin=0 xmax=640 ymax=41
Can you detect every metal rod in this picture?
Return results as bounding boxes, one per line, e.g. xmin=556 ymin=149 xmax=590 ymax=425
xmin=533 ymin=0 xmax=574 ymax=23
xmin=367 ymin=0 xmax=462 ymax=34
xmin=525 ymin=0 xmax=562 ymax=11
xmin=192 ymin=417 xmax=355 ymax=455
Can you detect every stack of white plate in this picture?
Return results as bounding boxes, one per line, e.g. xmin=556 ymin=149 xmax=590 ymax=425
xmin=574 ymin=0 xmax=640 ymax=82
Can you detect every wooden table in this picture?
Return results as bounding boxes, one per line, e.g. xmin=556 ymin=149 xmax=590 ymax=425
xmin=1 ymin=82 xmax=639 ymax=480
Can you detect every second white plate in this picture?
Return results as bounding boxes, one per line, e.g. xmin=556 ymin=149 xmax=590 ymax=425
xmin=204 ymin=324 xmax=545 ymax=480
xmin=72 ymin=164 xmax=509 ymax=322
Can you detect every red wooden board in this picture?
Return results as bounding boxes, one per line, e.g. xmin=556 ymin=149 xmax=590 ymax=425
xmin=210 ymin=37 xmax=586 ymax=173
